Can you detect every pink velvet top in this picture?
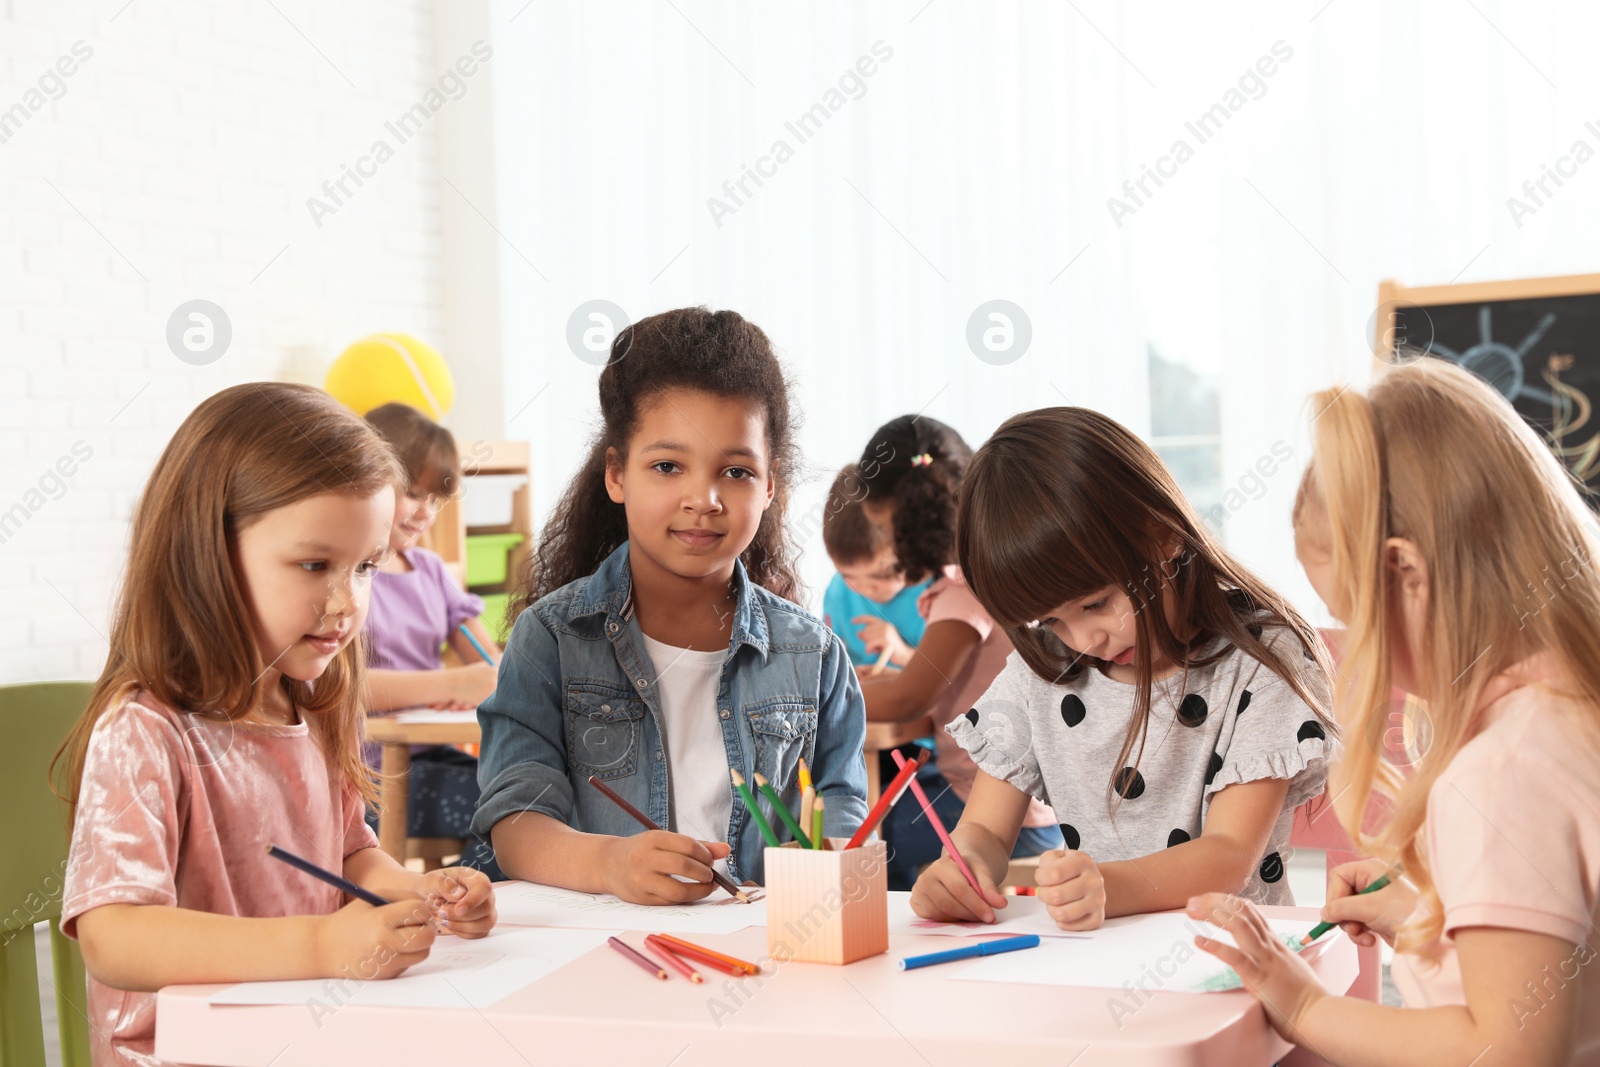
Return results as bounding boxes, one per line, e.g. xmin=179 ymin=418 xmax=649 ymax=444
xmin=61 ymin=690 xmax=379 ymax=1067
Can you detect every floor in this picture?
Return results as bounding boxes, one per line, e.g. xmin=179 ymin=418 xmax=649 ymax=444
xmin=29 ymin=849 xmax=1395 ymax=1064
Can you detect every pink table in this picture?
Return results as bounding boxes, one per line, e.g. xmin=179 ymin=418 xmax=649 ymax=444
xmin=156 ymin=901 xmax=1355 ymax=1067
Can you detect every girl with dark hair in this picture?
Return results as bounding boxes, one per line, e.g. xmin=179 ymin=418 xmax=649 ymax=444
xmin=853 ymin=415 xmax=1063 ymax=891
xmin=912 ymin=406 xmax=1335 ymax=930
xmin=474 ymin=307 xmax=867 ymax=899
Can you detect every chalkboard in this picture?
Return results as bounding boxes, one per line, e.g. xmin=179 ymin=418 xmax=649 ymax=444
xmin=1377 ymin=274 xmax=1600 ymax=501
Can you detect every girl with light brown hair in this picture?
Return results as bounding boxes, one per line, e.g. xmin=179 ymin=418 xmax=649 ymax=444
xmin=1191 ymin=358 xmax=1600 ymax=1066
xmin=53 ymin=383 xmax=497 ymax=1067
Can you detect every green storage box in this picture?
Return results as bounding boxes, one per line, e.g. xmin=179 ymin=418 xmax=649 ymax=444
xmin=479 ymin=592 xmax=512 ymax=644
xmin=465 ymin=532 xmax=525 ymax=587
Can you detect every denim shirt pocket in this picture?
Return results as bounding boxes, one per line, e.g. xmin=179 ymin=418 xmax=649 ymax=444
xmin=564 ymin=681 xmax=649 ymax=781
xmin=743 ymin=699 xmax=818 ymax=787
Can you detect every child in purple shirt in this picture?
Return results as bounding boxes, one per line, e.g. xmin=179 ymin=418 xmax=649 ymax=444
xmin=364 ymin=403 xmax=503 ymax=874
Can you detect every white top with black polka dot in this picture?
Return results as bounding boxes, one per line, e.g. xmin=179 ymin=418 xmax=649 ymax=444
xmin=948 ymin=624 xmax=1334 ymax=905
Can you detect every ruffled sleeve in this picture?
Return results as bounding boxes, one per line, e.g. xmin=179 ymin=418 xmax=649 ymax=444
xmin=945 ymin=651 xmax=1049 ymax=802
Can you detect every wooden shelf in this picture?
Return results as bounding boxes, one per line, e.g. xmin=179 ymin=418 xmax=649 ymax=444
xmin=420 ymin=439 xmax=534 ymax=593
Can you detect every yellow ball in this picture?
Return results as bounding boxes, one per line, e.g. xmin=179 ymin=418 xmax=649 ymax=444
xmin=325 ymin=333 xmax=455 ymax=419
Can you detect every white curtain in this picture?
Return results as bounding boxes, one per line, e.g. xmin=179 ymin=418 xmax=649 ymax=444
xmin=486 ymin=0 xmax=1600 ymax=619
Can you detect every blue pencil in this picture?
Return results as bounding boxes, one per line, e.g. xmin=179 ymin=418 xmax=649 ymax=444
xmin=458 ymin=622 xmax=497 ymax=665
xmin=898 ymin=934 xmax=1040 ymax=971
xmin=265 ymin=844 xmax=389 ymax=907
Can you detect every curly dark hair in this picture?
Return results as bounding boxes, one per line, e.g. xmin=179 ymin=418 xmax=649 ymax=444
xmin=507 ymin=307 xmax=802 ymax=624
xmin=854 ymin=415 xmax=972 ymax=585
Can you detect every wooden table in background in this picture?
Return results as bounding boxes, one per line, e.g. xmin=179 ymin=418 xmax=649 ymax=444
xmin=366 ymin=714 xmax=936 ymax=860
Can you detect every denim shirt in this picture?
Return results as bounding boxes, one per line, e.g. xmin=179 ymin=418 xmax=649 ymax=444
xmin=472 ymin=542 xmax=869 ymax=885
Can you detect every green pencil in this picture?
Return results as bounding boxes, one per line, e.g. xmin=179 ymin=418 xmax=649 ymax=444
xmin=812 ymin=795 xmax=825 ymax=850
xmin=1301 ymin=872 xmax=1395 ymax=945
xmin=730 ymin=769 xmax=781 ymax=848
xmin=753 ymin=772 xmax=814 ymax=848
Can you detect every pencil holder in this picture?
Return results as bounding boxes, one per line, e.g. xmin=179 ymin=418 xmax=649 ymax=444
xmin=764 ymin=839 xmax=889 ymax=965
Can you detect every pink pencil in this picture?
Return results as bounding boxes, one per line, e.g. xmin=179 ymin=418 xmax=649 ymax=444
xmin=889 ymin=748 xmax=985 ymax=900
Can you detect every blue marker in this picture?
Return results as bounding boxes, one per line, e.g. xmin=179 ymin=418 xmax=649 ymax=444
xmin=458 ymin=622 xmax=497 ymax=665
xmin=898 ymin=934 xmax=1041 ymax=971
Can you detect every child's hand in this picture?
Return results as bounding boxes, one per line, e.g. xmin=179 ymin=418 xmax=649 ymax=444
xmin=1187 ymin=893 xmax=1329 ymax=1041
xmin=853 ymin=616 xmax=912 ymax=666
xmin=1035 ymin=848 xmax=1106 ymax=930
xmin=450 ymin=662 xmax=499 ymax=705
xmin=317 ymin=898 xmax=436 ymax=980
xmin=414 ymin=867 xmax=497 ymax=938
xmin=1322 ymin=858 xmax=1415 ymax=948
xmin=603 ymin=830 xmax=731 ymax=905
xmin=909 ymin=853 xmax=1008 ymax=924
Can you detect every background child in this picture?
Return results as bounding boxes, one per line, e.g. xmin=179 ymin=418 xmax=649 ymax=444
xmin=853 ymin=415 xmax=1062 ymax=891
xmin=915 ymin=405 xmax=1334 ymax=929
xmin=55 ymin=384 xmax=496 ymax=1067
xmin=362 ymin=402 xmax=502 ymax=874
xmin=820 ymin=463 xmax=930 ymax=668
xmin=1190 ymin=360 xmax=1600 ymax=1064
xmin=472 ymin=307 xmax=868 ymax=900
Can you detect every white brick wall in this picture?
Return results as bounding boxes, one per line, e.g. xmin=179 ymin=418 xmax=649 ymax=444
xmin=1 ymin=0 xmax=450 ymax=682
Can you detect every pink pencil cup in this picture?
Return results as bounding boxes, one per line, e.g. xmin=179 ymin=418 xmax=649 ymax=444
xmin=764 ymin=839 xmax=889 ymax=965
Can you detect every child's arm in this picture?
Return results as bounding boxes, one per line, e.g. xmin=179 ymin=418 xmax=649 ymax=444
xmin=365 ymin=663 xmax=498 ymax=711
xmin=909 ymin=770 xmax=1030 ymax=923
xmin=446 ymin=615 xmax=502 ymax=665
xmin=489 ymin=814 xmax=730 ymax=904
xmin=852 ymin=615 xmax=914 ymax=668
xmin=1190 ymin=895 xmax=1581 ymax=1067
xmin=1034 ymin=776 xmax=1289 ymax=930
xmin=856 ymin=620 xmax=981 ymax=722
xmin=73 ymin=898 xmax=435 ymax=993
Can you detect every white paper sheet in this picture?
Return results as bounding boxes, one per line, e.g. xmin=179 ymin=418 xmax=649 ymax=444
xmin=950 ymin=910 xmax=1318 ymax=993
xmin=387 ymin=708 xmax=480 ymax=725
xmin=887 ymin=893 xmax=1091 ymax=940
xmin=208 ymin=926 xmax=614 ymax=1010
xmin=493 ymin=881 xmax=767 ymax=935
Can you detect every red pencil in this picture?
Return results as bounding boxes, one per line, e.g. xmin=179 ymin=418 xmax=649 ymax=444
xmin=643 ymin=935 xmax=704 ymax=983
xmin=608 ymin=936 xmax=668 ymax=980
xmin=651 ymin=933 xmax=761 ymax=976
xmin=845 ymin=748 xmax=930 ymax=849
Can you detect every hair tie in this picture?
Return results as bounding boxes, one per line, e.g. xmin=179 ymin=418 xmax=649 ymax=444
xmin=910 ymin=453 xmax=933 ymax=467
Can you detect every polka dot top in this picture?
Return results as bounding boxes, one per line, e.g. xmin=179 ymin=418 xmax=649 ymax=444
xmin=947 ymin=623 xmax=1335 ymax=905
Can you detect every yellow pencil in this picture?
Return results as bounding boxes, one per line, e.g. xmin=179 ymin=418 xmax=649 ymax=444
xmin=797 ymin=757 xmax=812 ymax=793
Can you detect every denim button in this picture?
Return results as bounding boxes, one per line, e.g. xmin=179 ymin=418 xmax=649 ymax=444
xmin=636 ymin=678 xmax=647 ymax=688
xmin=719 ymin=709 xmax=730 ymax=719
xmin=600 ymin=704 xmax=611 ymax=712
xmin=607 ymin=622 xmax=618 ymax=633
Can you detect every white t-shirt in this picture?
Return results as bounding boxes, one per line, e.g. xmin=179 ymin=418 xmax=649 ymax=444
xmin=641 ymin=634 xmax=732 ymax=874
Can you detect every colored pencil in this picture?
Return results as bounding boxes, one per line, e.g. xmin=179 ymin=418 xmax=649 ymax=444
xmin=797 ymin=757 xmax=812 ymax=793
xmin=651 ymin=933 xmax=760 ymax=976
xmin=889 ymin=749 xmax=984 ymax=900
xmin=870 ymin=645 xmax=894 ymax=676
xmin=812 ymin=795 xmax=825 ymax=850
xmin=799 ymin=786 xmax=816 ymax=846
xmin=265 ymin=844 xmax=389 ymax=907
xmin=457 ymin=622 xmax=497 ymax=665
xmin=729 ymin=769 xmax=781 ymax=848
xmin=585 ymin=775 xmax=750 ymax=904
xmin=844 ymin=747 xmax=929 ymax=850
xmin=608 ymin=936 xmax=668 ymax=980
xmin=753 ymin=772 xmax=813 ymax=848
xmin=643 ymin=936 xmax=704 ymax=983
xmin=1301 ymin=872 xmax=1395 ymax=945
xmin=899 ymin=934 xmax=1040 ymax=971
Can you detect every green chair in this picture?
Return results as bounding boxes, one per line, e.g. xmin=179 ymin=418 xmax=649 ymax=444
xmin=0 ymin=681 xmax=94 ymax=1067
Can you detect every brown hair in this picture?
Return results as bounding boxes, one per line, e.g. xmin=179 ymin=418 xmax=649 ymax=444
xmin=821 ymin=464 xmax=888 ymax=564
xmin=855 ymin=415 xmax=972 ymax=584
xmin=365 ymin=401 xmax=460 ymax=499
xmin=54 ymin=383 xmax=403 ymax=817
xmin=510 ymin=307 xmax=801 ymax=619
xmin=1301 ymin=358 xmax=1600 ymax=949
xmin=957 ymin=406 xmax=1334 ymax=803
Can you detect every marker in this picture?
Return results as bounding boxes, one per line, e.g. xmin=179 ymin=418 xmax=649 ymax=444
xmin=899 ymin=934 xmax=1040 ymax=971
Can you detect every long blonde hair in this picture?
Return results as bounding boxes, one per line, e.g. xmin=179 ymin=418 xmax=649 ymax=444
xmin=1304 ymin=358 xmax=1600 ymax=949
xmin=54 ymin=383 xmax=403 ymax=818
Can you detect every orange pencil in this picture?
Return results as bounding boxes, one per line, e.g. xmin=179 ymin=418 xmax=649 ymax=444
xmin=651 ymin=933 xmax=761 ymax=976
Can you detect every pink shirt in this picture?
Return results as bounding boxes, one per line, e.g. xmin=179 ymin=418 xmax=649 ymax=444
xmin=919 ymin=567 xmax=1056 ymax=828
xmin=61 ymin=691 xmax=379 ymax=1067
xmin=1391 ymin=656 xmax=1600 ymax=1063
